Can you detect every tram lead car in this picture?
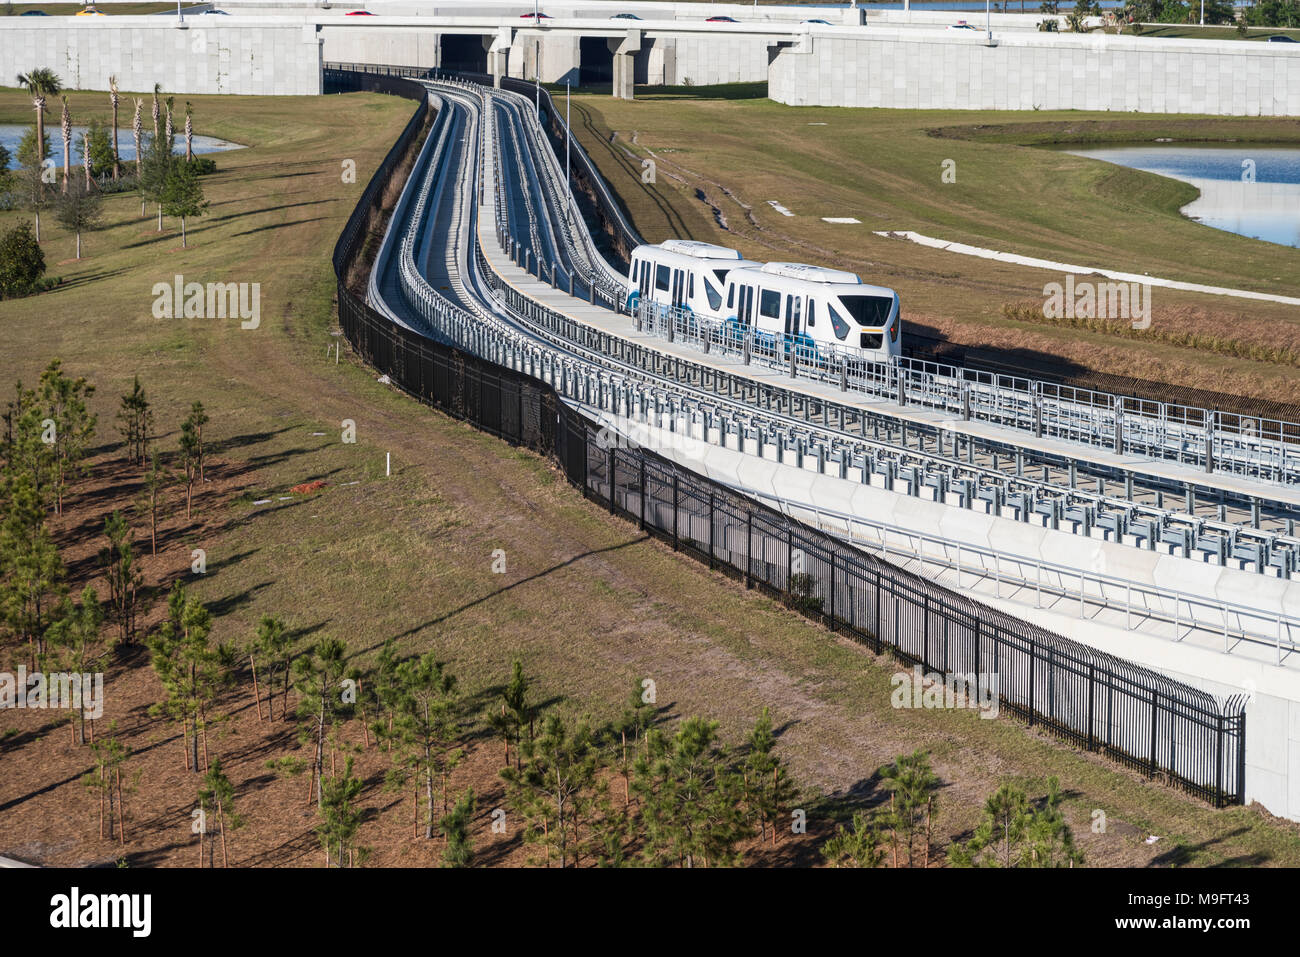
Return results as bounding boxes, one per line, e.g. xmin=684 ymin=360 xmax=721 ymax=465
xmin=722 ymin=262 xmax=901 ymax=365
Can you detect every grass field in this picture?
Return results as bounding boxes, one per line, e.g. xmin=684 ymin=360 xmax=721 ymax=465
xmin=564 ymin=87 xmax=1300 ymax=404
xmin=2 ymin=86 xmax=1299 ymax=866
xmin=1136 ymin=24 xmax=1300 ymax=40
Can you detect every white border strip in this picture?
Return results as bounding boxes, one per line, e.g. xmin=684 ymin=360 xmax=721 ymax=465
xmin=875 ymin=230 xmax=1300 ymax=307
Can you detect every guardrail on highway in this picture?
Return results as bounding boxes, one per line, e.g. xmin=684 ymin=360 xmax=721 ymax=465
xmin=328 ymin=66 xmax=1248 ymax=809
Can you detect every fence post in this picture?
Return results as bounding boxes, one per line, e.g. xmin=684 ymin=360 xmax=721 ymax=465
xmin=607 ymin=446 xmax=617 ymax=515
xmin=1215 ymin=714 xmax=1224 ymax=806
xmin=1087 ymin=664 xmax=1095 ymax=751
xmin=1149 ymin=689 xmax=1159 ymax=779
xmin=872 ymin=569 xmax=881 ymax=653
xmin=786 ymin=526 xmax=798 ymax=599
xmin=581 ymin=425 xmax=589 ymax=498
xmin=922 ymin=593 xmax=930 ymax=667
xmin=746 ymin=509 xmax=754 ymax=588
xmin=708 ymin=491 xmax=716 ymax=568
xmin=828 ymin=548 xmax=836 ymax=632
xmin=1236 ymin=710 xmax=1246 ymax=806
xmin=639 ymin=456 xmax=647 ymax=531
xmin=672 ymin=472 xmax=679 ymax=550
xmin=1028 ymin=640 xmax=1035 ymax=727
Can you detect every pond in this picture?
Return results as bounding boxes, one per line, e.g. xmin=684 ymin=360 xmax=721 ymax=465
xmin=1062 ymin=144 xmax=1300 ymax=249
xmin=0 ymin=125 xmax=244 ymax=170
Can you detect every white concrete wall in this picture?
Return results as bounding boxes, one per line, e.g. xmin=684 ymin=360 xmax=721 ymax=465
xmin=771 ymin=30 xmax=1300 ymax=116
xmin=670 ymin=35 xmax=770 ymax=86
xmin=0 ymin=19 xmax=323 ymax=95
xmin=321 ymin=24 xmax=443 ymax=67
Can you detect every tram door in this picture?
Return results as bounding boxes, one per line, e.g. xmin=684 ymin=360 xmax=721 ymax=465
xmin=670 ymin=269 xmax=686 ymax=309
xmin=785 ymin=295 xmax=803 ymax=337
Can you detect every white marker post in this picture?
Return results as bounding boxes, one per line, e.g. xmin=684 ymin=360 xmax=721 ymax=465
xmin=386 ymin=452 xmax=391 ymax=477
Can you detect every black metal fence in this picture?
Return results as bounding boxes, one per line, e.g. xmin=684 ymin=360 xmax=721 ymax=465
xmin=328 ymin=67 xmax=1248 ymax=809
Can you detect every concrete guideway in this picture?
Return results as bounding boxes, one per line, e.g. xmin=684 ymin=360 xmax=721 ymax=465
xmin=876 ymin=230 xmax=1300 ymax=308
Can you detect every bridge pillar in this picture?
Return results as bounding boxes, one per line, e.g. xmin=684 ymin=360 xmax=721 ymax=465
xmin=609 ymin=30 xmax=642 ymax=99
xmin=487 ymin=28 xmax=512 ymax=88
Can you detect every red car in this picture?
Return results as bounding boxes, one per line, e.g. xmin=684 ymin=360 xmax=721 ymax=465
xmin=345 ymin=10 xmax=375 ymax=14
xmin=520 ymin=11 xmax=552 ymax=18
xmin=706 ymin=15 xmax=738 ymax=22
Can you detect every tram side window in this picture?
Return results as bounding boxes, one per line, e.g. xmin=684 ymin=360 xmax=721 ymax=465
xmin=792 ymin=296 xmax=802 ymax=330
xmin=759 ymin=288 xmax=781 ymax=320
xmin=705 ymin=276 xmax=723 ymax=312
xmin=656 ymin=264 xmax=671 ymax=292
xmin=689 ymin=273 xmax=695 ymax=300
xmin=807 ymin=299 xmax=816 ymax=327
xmin=727 ymin=285 xmax=735 ymax=310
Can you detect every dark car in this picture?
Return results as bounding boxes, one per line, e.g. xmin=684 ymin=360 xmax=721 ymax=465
xmin=802 ymin=18 xmax=831 ymax=24
xmin=520 ymin=11 xmax=552 ymax=18
xmin=1266 ymin=35 xmax=1297 ymax=42
xmin=20 ymin=8 xmax=50 ymax=12
xmin=706 ymin=15 xmax=737 ymax=22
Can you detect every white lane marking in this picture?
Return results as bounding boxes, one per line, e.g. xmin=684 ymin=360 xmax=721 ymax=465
xmin=823 ymin=217 xmax=861 ymax=224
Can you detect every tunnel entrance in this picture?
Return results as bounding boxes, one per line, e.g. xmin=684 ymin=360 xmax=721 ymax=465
xmin=441 ymin=34 xmax=488 ymax=74
xmin=579 ymin=37 xmax=614 ymax=87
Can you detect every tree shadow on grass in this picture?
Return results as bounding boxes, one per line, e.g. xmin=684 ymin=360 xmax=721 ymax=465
xmin=354 ymin=535 xmax=653 ymax=659
xmin=49 ymin=267 xmax=130 ymax=291
xmin=229 ymin=217 xmax=330 ymax=239
xmin=1147 ymin=827 xmax=1270 ymax=867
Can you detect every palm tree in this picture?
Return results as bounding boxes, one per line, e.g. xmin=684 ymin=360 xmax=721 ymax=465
xmin=164 ymin=97 xmax=175 ymax=153
xmin=184 ymin=102 xmax=194 ymax=161
xmin=151 ymin=84 xmax=161 ymax=141
xmin=59 ymin=95 xmax=71 ymax=193
xmin=109 ymin=75 xmax=121 ymax=180
xmin=15 ymin=68 xmax=62 ymax=166
xmin=132 ymin=98 xmax=144 ymax=215
xmin=82 ymin=131 xmax=91 ymax=190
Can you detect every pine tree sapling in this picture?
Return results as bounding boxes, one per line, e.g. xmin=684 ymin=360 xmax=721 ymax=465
xmin=440 ymin=788 xmax=476 ymax=868
xmin=116 ymin=375 xmax=153 ymax=467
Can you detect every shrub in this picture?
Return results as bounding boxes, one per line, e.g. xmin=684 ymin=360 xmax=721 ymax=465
xmin=187 ymin=156 xmax=218 ymax=176
xmin=0 ymin=220 xmax=46 ymax=298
